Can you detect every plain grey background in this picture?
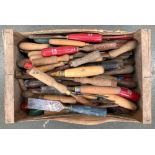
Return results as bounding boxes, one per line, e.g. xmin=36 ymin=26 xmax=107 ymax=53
xmin=0 ymin=25 xmax=154 ymax=129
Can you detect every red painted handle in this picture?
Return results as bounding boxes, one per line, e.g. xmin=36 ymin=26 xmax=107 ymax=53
xmin=119 ymin=87 xmax=140 ymax=102
xmin=41 ymin=46 xmax=78 ymax=57
xmin=67 ymin=33 xmax=103 ymax=43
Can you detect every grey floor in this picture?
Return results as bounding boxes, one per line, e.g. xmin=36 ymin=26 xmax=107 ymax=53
xmin=0 ymin=25 xmax=154 ymax=129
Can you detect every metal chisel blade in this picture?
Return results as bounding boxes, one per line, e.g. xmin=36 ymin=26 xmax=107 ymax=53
xmin=28 ymin=98 xmax=64 ymax=112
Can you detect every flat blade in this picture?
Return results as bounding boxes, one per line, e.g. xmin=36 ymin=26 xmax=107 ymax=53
xmin=28 ymin=98 xmax=64 ymax=112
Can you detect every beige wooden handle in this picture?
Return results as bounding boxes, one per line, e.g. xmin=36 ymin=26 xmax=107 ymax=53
xmin=32 ymin=54 xmax=70 ymax=66
xmin=103 ymin=94 xmax=137 ymax=110
xmin=70 ymin=51 xmax=101 ymax=67
xmin=69 ymin=77 xmax=117 ymax=87
xmin=42 ymin=95 xmax=76 ymax=104
xmin=19 ymin=42 xmax=49 ymax=51
xmin=104 ymin=65 xmax=134 ymax=75
xmin=109 ymin=40 xmax=137 ymax=58
xmin=27 ymin=67 xmax=70 ymax=95
xmin=79 ymin=86 xmax=120 ymax=95
xmin=29 ymin=54 xmax=43 ymax=61
xmin=28 ymin=51 xmax=41 ymax=57
xmin=36 ymin=62 xmax=65 ymax=72
xmin=49 ymin=39 xmax=88 ymax=47
xmin=65 ymin=66 xmax=104 ymax=77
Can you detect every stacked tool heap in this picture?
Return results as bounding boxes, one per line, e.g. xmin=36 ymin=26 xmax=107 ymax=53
xmin=16 ymin=33 xmax=140 ymax=117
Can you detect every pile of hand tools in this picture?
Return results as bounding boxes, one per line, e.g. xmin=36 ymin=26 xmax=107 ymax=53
xmin=16 ymin=32 xmax=140 ymax=117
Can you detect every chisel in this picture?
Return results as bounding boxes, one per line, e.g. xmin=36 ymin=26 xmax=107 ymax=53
xmin=51 ymin=66 xmax=105 ymax=77
xmin=19 ymin=42 xmax=49 ymax=51
xmin=41 ymin=41 xmax=123 ymax=57
xmin=26 ymin=98 xmax=107 ymax=116
xmin=29 ymin=33 xmax=133 ymax=43
xmin=22 ymin=92 xmax=77 ymax=104
xmin=26 ymin=64 xmax=97 ymax=106
xmin=49 ymin=39 xmax=89 ymax=47
xmin=71 ymin=86 xmax=140 ymax=102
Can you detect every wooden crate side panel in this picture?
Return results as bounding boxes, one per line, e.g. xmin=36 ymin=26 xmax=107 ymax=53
xmin=21 ymin=29 xmax=132 ymax=36
xmin=141 ymin=29 xmax=152 ymax=124
xmin=3 ymin=29 xmax=15 ymax=123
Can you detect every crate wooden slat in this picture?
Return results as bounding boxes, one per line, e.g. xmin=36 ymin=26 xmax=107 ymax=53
xmin=3 ymin=28 xmax=152 ymax=125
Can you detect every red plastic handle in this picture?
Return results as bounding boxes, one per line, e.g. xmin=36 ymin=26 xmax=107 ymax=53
xmin=119 ymin=87 xmax=140 ymax=102
xmin=67 ymin=33 xmax=103 ymax=43
xmin=42 ymin=46 xmax=78 ymax=57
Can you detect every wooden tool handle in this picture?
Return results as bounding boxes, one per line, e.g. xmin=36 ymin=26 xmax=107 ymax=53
xmin=49 ymin=39 xmax=89 ymax=47
xmin=64 ymin=66 xmax=104 ymax=77
xmin=27 ymin=67 xmax=70 ymax=95
xmin=42 ymin=95 xmax=76 ymax=104
xmin=32 ymin=55 xmax=70 ymax=66
xmin=69 ymin=77 xmax=117 ymax=87
xmin=117 ymin=79 xmax=137 ymax=89
xmin=36 ymin=62 xmax=65 ymax=72
xmin=29 ymin=54 xmax=43 ymax=61
xmin=103 ymin=94 xmax=137 ymax=110
xmin=70 ymin=51 xmax=101 ymax=67
xmin=28 ymin=51 xmax=41 ymax=57
xmin=79 ymin=86 xmax=120 ymax=95
xmin=104 ymin=65 xmax=134 ymax=75
xmin=109 ymin=40 xmax=137 ymax=58
xmin=19 ymin=42 xmax=49 ymax=51
xmin=81 ymin=42 xmax=120 ymax=52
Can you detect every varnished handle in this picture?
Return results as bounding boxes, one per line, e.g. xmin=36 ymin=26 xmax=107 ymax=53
xmin=32 ymin=54 xmax=70 ymax=66
xmin=79 ymin=86 xmax=120 ymax=95
xmin=103 ymin=94 xmax=137 ymax=110
xmin=69 ymin=77 xmax=117 ymax=87
xmin=27 ymin=67 xmax=70 ymax=95
xmin=19 ymin=42 xmax=49 ymax=51
xmin=36 ymin=62 xmax=65 ymax=72
xmin=109 ymin=40 xmax=137 ymax=58
xmin=64 ymin=66 xmax=104 ymax=77
xmin=70 ymin=51 xmax=101 ymax=67
xmin=49 ymin=39 xmax=89 ymax=47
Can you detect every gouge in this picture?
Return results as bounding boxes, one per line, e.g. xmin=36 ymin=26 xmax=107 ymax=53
xmin=51 ymin=66 xmax=104 ymax=77
xmin=72 ymin=86 xmax=140 ymax=102
xmin=29 ymin=33 xmax=133 ymax=43
xmin=41 ymin=41 xmax=122 ymax=56
xmin=49 ymin=39 xmax=89 ymax=47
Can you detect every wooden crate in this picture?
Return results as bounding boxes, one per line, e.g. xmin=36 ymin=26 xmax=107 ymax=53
xmin=3 ymin=28 xmax=152 ymax=125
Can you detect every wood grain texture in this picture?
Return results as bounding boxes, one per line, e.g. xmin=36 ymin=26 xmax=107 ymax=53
xmin=3 ymin=29 xmax=15 ymax=123
xmin=21 ymin=29 xmax=132 ymax=36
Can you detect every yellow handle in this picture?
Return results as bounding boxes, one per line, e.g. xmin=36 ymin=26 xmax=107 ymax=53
xmin=49 ymin=39 xmax=89 ymax=47
xmin=19 ymin=42 xmax=49 ymax=51
xmin=29 ymin=54 xmax=43 ymax=61
xmin=28 ymin=51 xmax=41 ymax=57
xmin=65 ymin=66 xmax=104 ymax=77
